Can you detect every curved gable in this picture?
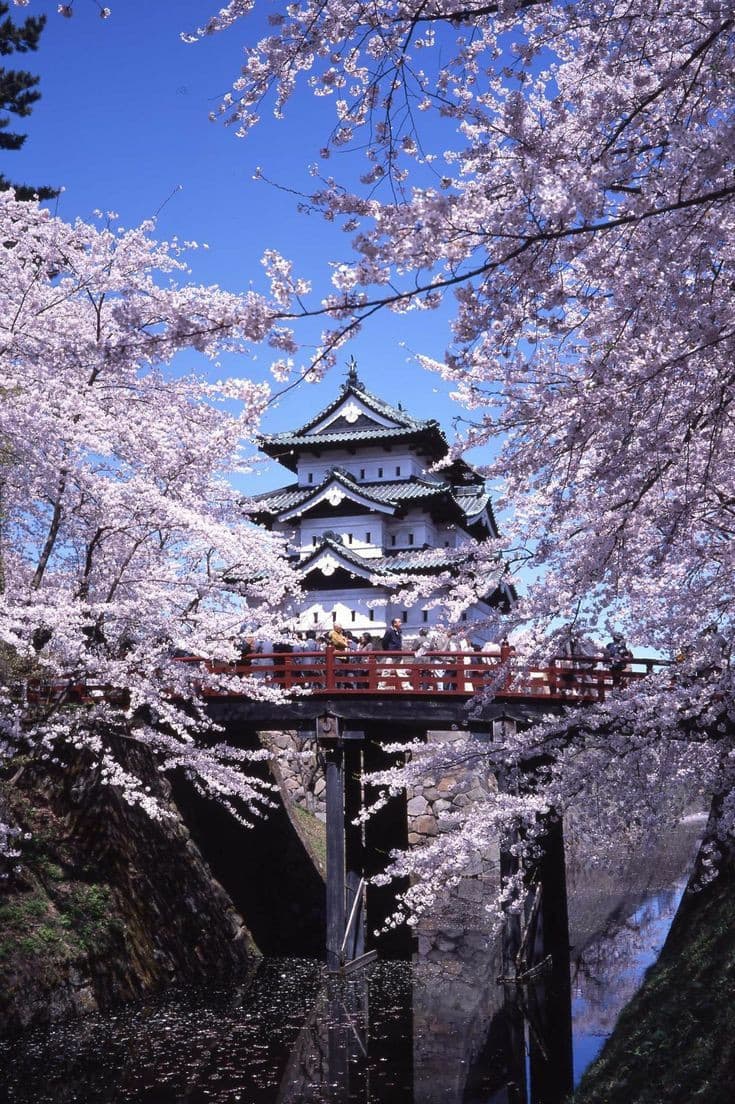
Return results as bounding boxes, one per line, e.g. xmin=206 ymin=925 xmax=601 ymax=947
xmin=277 ymin=472 xmax=396 ymax=521
xmin=310 ymin=394 xmax=401 ymax=434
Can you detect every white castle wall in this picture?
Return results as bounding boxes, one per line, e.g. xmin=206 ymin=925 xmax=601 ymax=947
xmin=296 ymin=446 xmax=426 ymax=487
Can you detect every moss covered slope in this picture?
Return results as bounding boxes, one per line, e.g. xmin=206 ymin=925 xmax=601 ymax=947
xmin=0 ymin=750 xmax=255 ymax=1036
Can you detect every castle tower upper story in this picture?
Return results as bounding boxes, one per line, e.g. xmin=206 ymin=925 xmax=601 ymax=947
xmin=250 ymin=361 xmax=509 ymax=637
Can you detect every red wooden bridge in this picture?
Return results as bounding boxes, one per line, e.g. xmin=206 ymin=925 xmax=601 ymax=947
xmin=20 ymin=645 xmax=668 ymax=981
xmin=22 ymin=650 xmax=665 ymax=714
xmin=184 ymin=648 xmax=665 ymax=702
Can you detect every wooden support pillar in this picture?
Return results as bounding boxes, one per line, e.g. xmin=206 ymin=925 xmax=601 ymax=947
xmin=344 ymin=742 xmax=365 ymax=961
xmin=324 ymin=740 xmax=346 ymax=973
xmin=319 ymin=712 xmax=368 ymax=973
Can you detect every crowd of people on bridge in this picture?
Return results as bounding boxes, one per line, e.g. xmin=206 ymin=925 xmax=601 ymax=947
xmin=235 ymin=621 xmax=640 ymax=696
xmin=239 ymin=623 xmax=518 ymax=664
xmin=239 ymin=621 xmax=632 ymax=665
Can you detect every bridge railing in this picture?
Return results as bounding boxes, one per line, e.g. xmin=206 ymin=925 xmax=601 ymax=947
xmin=176 ymin=649 xmax=667 ymax=701
xmin=17 ymin=651 xmax=666 ymax=706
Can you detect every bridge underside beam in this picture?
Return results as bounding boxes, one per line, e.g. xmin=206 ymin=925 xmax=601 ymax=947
xmin=209 ymin=696 xmax=548 ymax=733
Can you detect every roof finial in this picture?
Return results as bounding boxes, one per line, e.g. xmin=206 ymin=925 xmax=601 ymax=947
xmin=345 ymin=355 xmax=364 ymax=390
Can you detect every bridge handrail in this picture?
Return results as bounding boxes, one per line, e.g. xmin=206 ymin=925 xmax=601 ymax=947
xmin=172 ymin=648 xmax=669 ymax=701
xmin=16 ymin=650 xmax=669 ymax=705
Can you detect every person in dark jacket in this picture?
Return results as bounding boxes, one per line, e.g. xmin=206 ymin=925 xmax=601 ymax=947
xmin=604 ymin=631 xmax=633 ymax=686
xmin=380 ymin=617 xmax=408 ymax=689
xmin=382 ymin=618 xmax=403 ymax=651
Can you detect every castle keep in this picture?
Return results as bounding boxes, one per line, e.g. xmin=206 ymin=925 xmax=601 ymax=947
xmin=252 ymin=362 xmax=509 ymax=636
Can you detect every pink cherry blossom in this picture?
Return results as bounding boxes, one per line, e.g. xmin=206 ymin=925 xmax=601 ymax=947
xmin=188 ymin=0 xmax=735 ymax=913
xmin=0 ymin=192 xmax=302 ymax=864
xmin=25 ymin=2 xmax=735 ymax=917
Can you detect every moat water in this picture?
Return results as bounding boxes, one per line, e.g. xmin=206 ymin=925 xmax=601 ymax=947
xmin=0 ymin=822 xmax=701 ymax=1103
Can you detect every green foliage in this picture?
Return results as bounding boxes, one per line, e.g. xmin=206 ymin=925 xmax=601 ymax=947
xmin=0 ymin=890 xmax=48 ymax=926
xmin=0 ymin=778 xmax=123 ymax=972
xmin=0 ymin=0 xmax=57 ymax=199
xmin=39 ymin=860 xmax=65 ymax=882
xmin=61 ymin=883 xmax=120 ymax=952
xmin=0 ymin=879 xmax=121 ymax=971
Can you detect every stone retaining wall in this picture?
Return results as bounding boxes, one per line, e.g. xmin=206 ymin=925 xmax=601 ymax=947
xmin=261 ymin=730 xmax=326 ymax=819
xmin=263 ymin=727 xmax=500 ymax=864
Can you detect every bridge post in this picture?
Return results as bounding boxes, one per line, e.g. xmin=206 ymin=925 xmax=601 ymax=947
xmin=344 ymin=743 xmax=366 ymax=961
xmin=324 ymin=744 xmax=346 ymax=973
xmin=319 ymin=713 xmax=346 ymax=973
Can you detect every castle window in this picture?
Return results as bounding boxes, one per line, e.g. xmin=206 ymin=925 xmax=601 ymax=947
xmin=391 ymin=535 xmax=396 ymax=546
xmin=351 ymin=610 xmax=356 ymax=622
xmin=332 ymin=610 xmax=337 ymax=622
xmin=423 ymin=610 xmax=429 ymax=623
xmin=378 ymin=467 xmax=383 ymax=478
xmin=360 ymin=468 xmax=365 ymax=479
xmin=308 ymin=472 xmax=313 ymax=483
xmin=402 ymin=610 xmax=408 ymax=623
xmin=395 ymin=465 xmax=401 ymax=477
xmin=408 ymin=532 xmax=414 ymax=545
xmin=369 ymin=609 xmax=374 ymax=622
xmin=313 ymin=612 xmax=319 ymax=623
xmin=313 ymin=536 xmax=317 ymax=546
xmin=348 ymin=533 xmax=353 ymax=544
xmin=365 ymin=532 xmax=371 ymax=543
xmin=461 ymin=612 xmax=468 ymax=622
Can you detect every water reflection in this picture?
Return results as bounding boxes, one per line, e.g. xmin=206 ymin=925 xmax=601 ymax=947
xmin=570 ymin=882 xmax=686 ymax=1085
xmin=276 ymin=968 xmax=413 ymax=1103
xmin=0 ymin=897 xmax=674 ymax=1104
xmin=0 ymin=843 xmax=698 ymax=1103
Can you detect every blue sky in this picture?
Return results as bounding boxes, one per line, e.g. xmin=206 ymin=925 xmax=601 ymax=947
xmin=9 ymin=0 xmax=487 ymax=494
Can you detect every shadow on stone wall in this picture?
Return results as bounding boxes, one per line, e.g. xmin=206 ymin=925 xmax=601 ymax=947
xmin=171 ymin=728 xmax=326 ymax=958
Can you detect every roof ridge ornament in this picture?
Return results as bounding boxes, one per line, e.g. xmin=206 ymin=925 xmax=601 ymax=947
xmin=345 ymin=355 xmax=365 ymax=391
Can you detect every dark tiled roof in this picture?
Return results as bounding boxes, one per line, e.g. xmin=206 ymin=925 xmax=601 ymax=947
xmin=376 ymin=547 xmax=470 ymax=572
xmin=354 ymin=477 xmax=449 ymax=503
xmin=453 ymin=489 xmax=491 ymax=516
xmin=295 ymin=378 xmax=430 ymax=435
xmin=298 ymin=537 xmax=377 ymax=576
xmin=258 ymin=370 xmax=449 ymax=470
xmin=248 ymin=472 xmax=455 ymax=518
xmin=261 ymin=424 xmax=441 ymax=451
xmin=246 ymin=483 xmax=307 ymax=513
xmin=297 ymin=536 xmax=471 ymax=577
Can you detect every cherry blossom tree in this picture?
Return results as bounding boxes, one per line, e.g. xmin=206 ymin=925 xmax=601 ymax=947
xmin=187 ymin=0 xmax=735 ymax=909
xmin=20 ymin=0 xmax=735 ymax=915
xmin=0 ymin=190 xmax=302 ymax=864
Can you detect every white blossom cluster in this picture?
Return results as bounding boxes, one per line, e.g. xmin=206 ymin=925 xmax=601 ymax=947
xmin=0 ymin=193 xmax=302 ymax=856
xmin=186 ymin=0 xmax=735 ymax=913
